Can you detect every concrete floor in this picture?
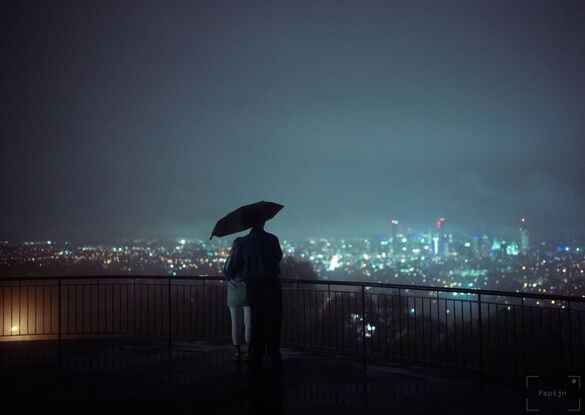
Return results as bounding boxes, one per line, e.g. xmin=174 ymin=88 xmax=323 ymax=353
xmin=0 ymin=338 xmax=543 ymax=414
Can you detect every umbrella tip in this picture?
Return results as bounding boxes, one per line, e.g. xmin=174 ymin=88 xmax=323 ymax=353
xmin=209 ymin=235 xmax=213 ymax=240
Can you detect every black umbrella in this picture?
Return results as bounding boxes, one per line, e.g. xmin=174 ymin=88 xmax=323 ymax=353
xmin=210 ymin=201 xmax=284 ymax=239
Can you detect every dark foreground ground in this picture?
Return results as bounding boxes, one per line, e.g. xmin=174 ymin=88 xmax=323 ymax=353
xmin=0 ymin=338 xmax=569 ymax=414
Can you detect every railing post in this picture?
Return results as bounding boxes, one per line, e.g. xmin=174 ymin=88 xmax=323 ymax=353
xmin=436 ymin=290 xmax=440 ymax=363
xmin=478 ymin=293 xmax=483 ymax=373
xmin=58 ymin=278 xmax=62 ymax=342
xmin=58 ymin=278 xmax=62 ymax=368
xmin=202 ymin=278 xmax=206 ymax=337
xmin=168 ymin=275 xmax=172 ymax=381
xmin=362 ymin=285 xmax=366 ymax=368
xmin=567 ymin=301 xmax=572 ymax=376
xmin=328 ymin=283 xmax=331 ymax=348
xmin=96 ymin=277 xmax=100 ymax=334
xmin=168 ymin=275 xmax=172 ymax=349
xmin=521 ymin=297 xmax=526 ymax=375
xmin=398 ymin=288 xmax=402 ymax=359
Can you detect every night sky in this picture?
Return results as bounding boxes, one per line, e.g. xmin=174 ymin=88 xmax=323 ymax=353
xmin=2 ymin=0 xmax=584 ymax=241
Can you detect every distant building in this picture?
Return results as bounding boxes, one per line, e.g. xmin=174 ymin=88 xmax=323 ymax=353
xmin=436 ymin=217 xmax=449 ymax=257
xmin=472 ymin=236 xmax=480 ymax=256
xmin=506 ymin=241 xmax=520 ymax=256
xmin=519 ymin=218 xmax=530 ymax=254
xmin=390 ymin=219 xmax=399 ymax=256
xmin=491 ymin=238 xmax=501 ymax=251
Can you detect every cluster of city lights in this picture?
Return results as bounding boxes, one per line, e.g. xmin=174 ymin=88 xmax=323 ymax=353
xmin=1 ymin=219 xmax=583 ymax=303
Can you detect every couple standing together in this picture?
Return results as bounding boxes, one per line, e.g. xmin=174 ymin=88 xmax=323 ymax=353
xmin=223 ymin=221 xmax=283 ymax=370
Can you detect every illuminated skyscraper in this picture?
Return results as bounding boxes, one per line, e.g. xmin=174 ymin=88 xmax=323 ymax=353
xmin=435 ymin=218 xmax=449 ymax=257
xmin=519 ymin=218 xmax=529 ymax=254
xmin=390 ymin=219 xmax=399 ymax=256
xmin=433 ymin=236 xmax=440 ymax=256
xmin=491 ymin=238 xmax=501 ymax=251
xmin=390 ymin=219 xmax=399 ymax=240
xmin=472 ymin=236 xmax=480 ymax=256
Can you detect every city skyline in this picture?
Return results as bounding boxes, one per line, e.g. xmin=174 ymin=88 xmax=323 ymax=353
xmin=1 ymin=214 xmax=580 ymax=246
xmin=2 ymin=229 xmax=583 ymax=299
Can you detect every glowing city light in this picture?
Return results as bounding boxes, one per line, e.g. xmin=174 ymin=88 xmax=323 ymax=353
xmin=329 ymin=255 xmax=340 ymax=271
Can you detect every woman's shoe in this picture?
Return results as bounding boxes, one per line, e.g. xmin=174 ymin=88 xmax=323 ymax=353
xmin=233 ymin=345 xmax=241 ymax=360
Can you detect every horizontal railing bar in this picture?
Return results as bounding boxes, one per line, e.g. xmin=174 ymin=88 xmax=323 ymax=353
xmin=0 ymin=275 xmax=583 ymax=303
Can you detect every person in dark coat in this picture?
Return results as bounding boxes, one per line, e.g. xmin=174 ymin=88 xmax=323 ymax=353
xmin=223 ymin=221 xmax=283 ymax=369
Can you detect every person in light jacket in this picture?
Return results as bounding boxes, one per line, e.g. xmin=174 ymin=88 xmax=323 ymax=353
xmin=224 ymin=237 xmax=251 ymax=360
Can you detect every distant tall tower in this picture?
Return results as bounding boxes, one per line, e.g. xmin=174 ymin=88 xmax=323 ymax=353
xmin=390 ymin=219 xmax=399 ymax=256
xmin=391 ymin=219 xmax=399 ymax=240
xmin=519 ymin=218 xmax=530 ymax=254
xmin=436 ymin=217 xmax=449 ymax=257
xmin=472 ymin=236 xmax=480 ymax=256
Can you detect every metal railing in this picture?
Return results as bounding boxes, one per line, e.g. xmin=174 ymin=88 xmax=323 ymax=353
xmin=1 ymin=275 xmax=584 ymax=376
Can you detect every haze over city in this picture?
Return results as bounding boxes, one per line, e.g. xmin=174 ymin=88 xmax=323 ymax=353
xmin=2 ymin=1 xmax=584 ymax=242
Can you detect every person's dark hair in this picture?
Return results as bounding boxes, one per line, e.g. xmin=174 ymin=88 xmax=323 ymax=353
xmin=252 ymin=221 xmax=265 ymax=230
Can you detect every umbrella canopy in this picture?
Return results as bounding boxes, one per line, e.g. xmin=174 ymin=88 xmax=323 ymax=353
xmin=210 ymin=201 xmax=284 ymax=239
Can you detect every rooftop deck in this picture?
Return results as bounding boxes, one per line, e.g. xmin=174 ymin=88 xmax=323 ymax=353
xmin=1 ymin=338 xmax=525 ymax=415
xmin=1 ymin=276 xmax=583 ymax=413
